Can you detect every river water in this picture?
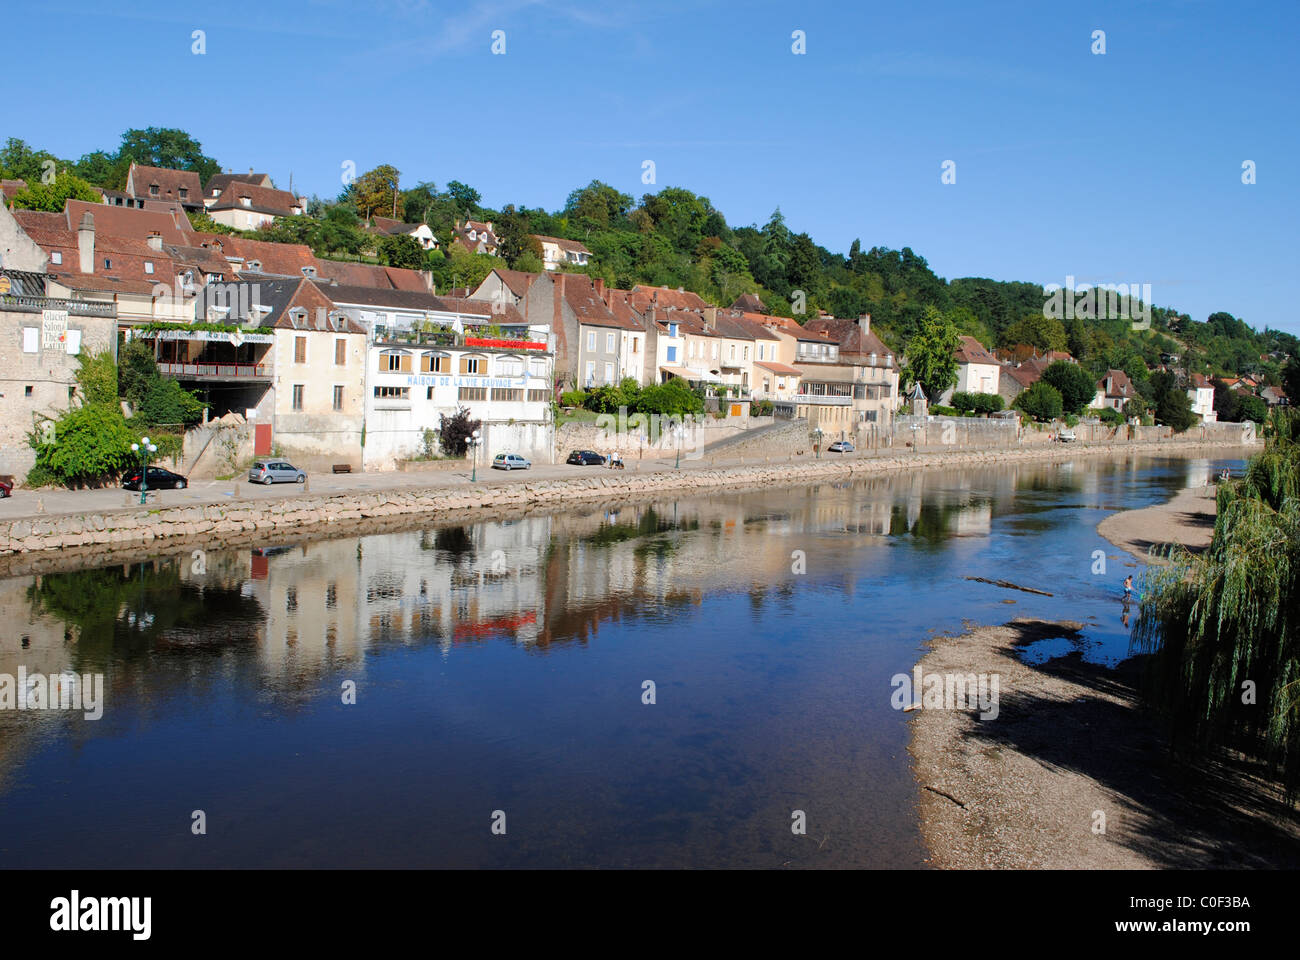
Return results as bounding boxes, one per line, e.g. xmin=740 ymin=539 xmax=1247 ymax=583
xmin=0 ymin=453 xmax=1244 ymax=868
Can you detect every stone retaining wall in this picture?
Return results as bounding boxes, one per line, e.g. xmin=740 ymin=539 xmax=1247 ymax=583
xmin=0 ymin=436 xmax=1258 ymax=563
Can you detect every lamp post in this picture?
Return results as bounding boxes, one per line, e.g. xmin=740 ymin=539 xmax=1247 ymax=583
xmin=469 ymin=428 xmax=482 ymax=482
xmin=812 ymin=426 xmax=823 ymax=459
xmin=674 ymin=423 xmax=682 ymax=470
xmin=130 ymin=436 xmax=157 ymax=505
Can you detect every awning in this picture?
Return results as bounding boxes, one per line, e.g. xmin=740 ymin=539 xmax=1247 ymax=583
xmin=660 ymin=365 xmax=720 ymax=383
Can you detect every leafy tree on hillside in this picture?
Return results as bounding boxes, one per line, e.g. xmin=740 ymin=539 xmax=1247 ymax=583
xmin=351 ymin=164 xmax=403 ymax=221
xmin=901 ymin=306 xmax=959 ymax=402
xmin=1041 ymin=361 xmax=1097 ymax=414
xmin=1014 ymin=381 xmax=1064 ymax=421
xmin=377 ymin=234 xmax=426 ymax=270
xmin=7 ymin=171 xmax=102 ymax=211
xmin=117 ymin=127 xmax=220 ymax=182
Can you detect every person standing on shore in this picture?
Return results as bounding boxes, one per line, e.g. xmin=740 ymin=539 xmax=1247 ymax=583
xmin=1123 ymin=575 xmax=1134 ymax=599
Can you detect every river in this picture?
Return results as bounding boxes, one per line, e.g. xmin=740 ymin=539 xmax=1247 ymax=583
xmin=0 ymin=452 xmax=1244 ymax=868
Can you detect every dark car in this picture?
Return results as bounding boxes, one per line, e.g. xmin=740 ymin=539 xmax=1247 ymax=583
xmin=567 ymin=450 xmax=606 ymax=466
xmin=122 ymin=466 xmax=188 ymax=491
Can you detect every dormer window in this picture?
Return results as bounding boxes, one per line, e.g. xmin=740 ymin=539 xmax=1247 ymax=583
xmin=144 ymin=262 xmax=154 ymax=274
xmin=51 ymin=251 xmax=62 ymax=265
xmin=178 ymin=188 xmax=188 ymax=200
xmin=468 ymin=229 xmax=477 ymax=241
xmin=301 ymin=266 xmax=317 ymax=278
xmin=291 ymin=205 xmax=303 ymax=216
xmin=240 ymin=196 xmax=252 ymax=207
xmin=103 ymin=258 xmax=112 ymax=269
xmin=247 ymin=260 xmax=261 ymax=272
xmin=149 ymin=184 xmax=159 ymax=197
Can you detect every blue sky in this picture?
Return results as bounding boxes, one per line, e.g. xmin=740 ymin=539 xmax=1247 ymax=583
xmin=8 ymin=0 xmax=1297 ymax=332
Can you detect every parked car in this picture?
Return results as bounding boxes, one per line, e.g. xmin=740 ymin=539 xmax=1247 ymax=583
xmin=567 ymin=450 xmax=606 ymax=466
xmin=828 ymin=440 xmax=855 ymax=453
xmin=492 ymin=453 xmax=532 ymax=471
xmin=0 ymin=477 xmax=12 ymax=498
xmin=122 ymin=466 xmax=188 ymax=491
xmin=248 ymin=460 xmax=307 ymax=484
xmin=1057 ymin=429 xmax=1077 ymax=443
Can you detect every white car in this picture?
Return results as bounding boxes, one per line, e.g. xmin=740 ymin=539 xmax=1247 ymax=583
xmin=1058 ymin=429 xmax=1077 ymax=443
xmin=491 ymin=453 xmax=531 ymax=471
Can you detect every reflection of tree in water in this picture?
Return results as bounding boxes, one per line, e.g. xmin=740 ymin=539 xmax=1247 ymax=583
xmin=422 ymin=525 xmax=475 ymax=559
xmin=888 ymin=501 xmax=976 ymax=545
xmin=581 ymin=507 xmax=698 ymax=547
xmin=26 ymin=561 xmax=264 ymax=667
xmin=1015 ymin=467 xmax=1084 ymax=494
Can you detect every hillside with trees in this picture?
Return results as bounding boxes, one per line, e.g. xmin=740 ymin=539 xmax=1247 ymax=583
xmin=4 ymin=130 xmax=1296 ymax=406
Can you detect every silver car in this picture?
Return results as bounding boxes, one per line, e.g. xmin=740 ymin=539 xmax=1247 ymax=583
xmin=491 ymin=453 xmax=531 ymax=471
xmin=248 ymin=460 xmax=307 ymax=484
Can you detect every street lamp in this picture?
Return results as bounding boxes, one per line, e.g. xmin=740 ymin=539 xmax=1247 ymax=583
xmin=469 ymin=428 xmax=482 ymax=482
xmin=674 ymin=423 xmax=682 ymax=470
xmin=130 ymin=436 xmax=157 ymax=505
xmin=812 ymin=426 xmax=823 ymax=459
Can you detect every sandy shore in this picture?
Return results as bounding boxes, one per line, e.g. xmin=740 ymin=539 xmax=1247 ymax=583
xmin=909 ymin=618 xmax=1300 ymax=868
xmin=1097 ymin=483 xmax=1219 ymax=563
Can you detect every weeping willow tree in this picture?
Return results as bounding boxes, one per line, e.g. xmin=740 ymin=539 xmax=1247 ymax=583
xmin=1133 ymin=408 xmax=1300 ymax=798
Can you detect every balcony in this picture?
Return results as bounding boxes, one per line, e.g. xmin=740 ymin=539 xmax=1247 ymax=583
xmin=795 ymin=393 xmax=853 ymax=406
xmin=0 ymin=293 xmax=117 ymax=317
xmin=158 ymin=361 xmax=271 ymax=380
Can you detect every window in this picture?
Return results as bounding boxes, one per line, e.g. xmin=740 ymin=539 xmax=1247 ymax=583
xmin=730 ymin=344 xmax=736 ymax=359
xmin=149 ymin=184 xmax=159 ymax=197
xmin=666 ymin=345 xmax=677 ymax=363
xmin=632 ymin=336 xmax=640 ymax=353
xmin=295 ymin=336 xmax=307 ymax=363
xmin=178 ymin=187 xmax=188 ymax=200
xmin=459 ymin=356 xmax=482 ymax=374
xmin=527 ymin=389 xmax=549 ymax=402
xmin=492 ymin=388 xmax=523 ymax=402
xmin=422 ymin=354 xmax=448 ymax=373
xmin=743 ymin=346 xmax=750 ymax=361
xmin=373 ymin=386 xmax=409 ymax=400
xmin=50 ymin=251 xmax=62 ymax=265
xmin=24 ymin=385 xmax=33 ymax=397
xmin=586 ymin=331 xmax=596 ymax=351
xmin=144 ymin=262 xmax=154 ymax=274
xmin=240 ymin=196 xmax=252 ymax=207
xmin=668 ymin=323 xmax=678 ymax=337
xmin=758 ymin=345 xmax=765 ymax=360
xmin=458 ymin=386 xmax=487 ymax=402
xmin=604 ymin=362 xmax=613 ymax=382
xmin=496 ymin=356 xmax=522 ymax=376
xmin=292 ymin=384 xmax=304 ymax=410
xmin=606 ymin=332 xmax=615 ymax=352
xmin=335 ymin=339 xmax=346 ymax=365
xmin=426 ymin=386 xmax=435 ymax=400
xmin=712 ymin=342 xmax=718 ymax=358
xmin=103 ymin=258 xmax=112 ymax=269
xmin=333 ymin=385 xmax=344 ymax=411
xmin=326 ymin=583 xmax=337 ymax=608
xmin=381 ymin=352 xmax=410 ymax=372
xmin=585 ymin=361 xmax=595 ymax=385
xmin=529 ymin=358 xmax=547 ymax=376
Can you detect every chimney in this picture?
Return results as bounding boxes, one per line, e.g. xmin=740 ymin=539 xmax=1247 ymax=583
xmin=422 ymin=270 xmax=433 ymax=292
xmin=594 ymin=277 xmax=606 ymax=300
xmin=77 ymin=212 xmax=95 ymax=273
xmin=858 ymin=313 xmax=871 ymax=336
xmin=147 ymin=232 xmax=163 ymax=252
xmin=703 ymin=306 xmax=717 ymax=331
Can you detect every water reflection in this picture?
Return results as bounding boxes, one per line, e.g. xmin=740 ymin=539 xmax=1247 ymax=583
xmin=0 ymin=453 xmax=1246 ymax=867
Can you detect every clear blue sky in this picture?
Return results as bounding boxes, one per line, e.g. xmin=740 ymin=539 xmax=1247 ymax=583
xmin=8 ymin=0 xmax=1297 ymax=332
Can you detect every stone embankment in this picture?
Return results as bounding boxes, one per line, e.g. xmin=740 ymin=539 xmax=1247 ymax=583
xmin=0 ymin=437 xmax=1257 ymax=566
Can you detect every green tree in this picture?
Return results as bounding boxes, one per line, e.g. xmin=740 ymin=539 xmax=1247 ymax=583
xmin=118 ymin=339 xmax=159 ymax=406
xmin=75 ymin=351 xmax=118 ymax=406
xmin=117 ymin=127 xmax=220 ymax=182
xmin=901 ymin=306 xmax=960 ymax=402
xmin=0 ymin=137 xmax=61 ymax=183
xmin=377 ymin=234 xmax=425 ymax=269
xmin=1014 ymin=381 xmax=1064 ymax=421
xmin=1150 ymin=370 xmax=1195 ymax=431
xmin=352 ymin=164 xmax=402 ymax=221
xmin=138 ymin=377 xmax=205 ymax=427
xmin=1041 ymin=360 xmax=1096 ymax=414
xmin=29 ymin=404 xmax=135 ymax=486
xmin=8 ymin=171 xmax=104 ymax=211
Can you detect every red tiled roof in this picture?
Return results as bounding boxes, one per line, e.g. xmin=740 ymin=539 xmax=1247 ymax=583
xmin=126 ymin=164 xmax=202 ymax=206
xmin=629 ymin=285 xmax=712 ymax=313
xmin=559 ymin=274 xmax=637 ymax=330
xmin=207 ymin=182 xmax=302 ymax=217
xmin=63 ymin=199 xmax=193 ymax=245
xmin=755 ymin=361 xmax=802 ymax=376
xmin=1097 ymin=368 xmax=1137 ymax=399
xmin=954 ymin=335 xmax=998 ymax=365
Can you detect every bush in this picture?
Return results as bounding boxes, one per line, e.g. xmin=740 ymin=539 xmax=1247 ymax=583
xmin=635 ymin=379 xmax=705 ymax=416
xmin=438 ymin=406 xmax=481 ymax=456
xmin=951 ymin=391 xmax=1004 ymax=416
xmin=1014 ymin=381 xmax=1064 ymax=421
xmin=29 ymin=404 xmax=135 ymax=486
xmin=138 ymin=377 xmax=205 ymax=427
xmin=559 ymin=390 xmax=586 ymax=408
xmin=751 ymin=399 xmax=775 ymax=417
xmin=929 ymin=404 xmax=959 ymax=417
xmin=1098 ymin=407 xmax=1125 ymax=426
